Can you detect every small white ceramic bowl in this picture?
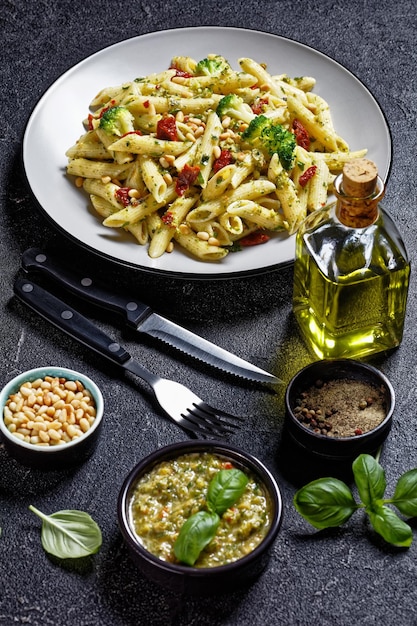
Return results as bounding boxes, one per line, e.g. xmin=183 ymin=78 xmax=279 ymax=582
xmin=0 ymin=366 xmax=104 ymax=470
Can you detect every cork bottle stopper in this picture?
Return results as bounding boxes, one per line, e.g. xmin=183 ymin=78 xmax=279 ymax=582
xmin=342 ymin=159 xmax=378 ymax=198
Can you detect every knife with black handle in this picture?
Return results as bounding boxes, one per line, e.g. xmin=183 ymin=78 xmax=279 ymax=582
xmin=21 ymin=248 xmax=280 ymax=385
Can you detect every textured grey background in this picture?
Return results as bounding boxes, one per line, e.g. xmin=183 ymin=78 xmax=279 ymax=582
xmin=1 ymin=1 xmax=417 ymax=624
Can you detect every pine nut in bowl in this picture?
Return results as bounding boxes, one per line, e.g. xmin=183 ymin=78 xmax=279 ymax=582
xmin=117 ymin=440 xmax=283 ymax=595
xmin=0 ymin=366 xmax=104 ymax=470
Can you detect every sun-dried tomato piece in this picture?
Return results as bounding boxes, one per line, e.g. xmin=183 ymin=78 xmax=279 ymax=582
xmin=299 ymin=165 xmax=317 ymax=187
xmin=115 ymin=188 xmax=132 ymax=207
xmin=175 ymin=164 xmax=200 ymax=196
xmin=240 ymin=232 xmax=270 ymax=246
xmin=213 ymin=149 xmax=233 ymax=173
xmin=292 ymin=119 xmax=310 ymax=150
xmin=157 ymin=116 xmax=178 ymax=141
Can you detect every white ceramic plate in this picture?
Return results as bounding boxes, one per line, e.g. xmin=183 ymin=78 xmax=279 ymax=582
xmin=23 ymin=27 xmax=391 ymax=279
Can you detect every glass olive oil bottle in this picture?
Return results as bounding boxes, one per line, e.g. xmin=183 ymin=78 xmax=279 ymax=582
xmin=292 ymin=159 xmax=410 ymax=359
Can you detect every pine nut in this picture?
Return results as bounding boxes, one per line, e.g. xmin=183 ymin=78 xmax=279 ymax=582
xmin=179 ymin=224 xmax=190 ymax=235
xmin=39 ymin=430 xmax=50 ymax=443
xmin=3 ymin=375 xmax=97 ymax=447
xmin=79 ymin=418 xmax=90 ymax=433
xmin=49 ymin=429 xmax=61 ymax=442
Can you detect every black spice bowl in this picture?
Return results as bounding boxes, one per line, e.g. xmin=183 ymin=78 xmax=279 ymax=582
xmin=280 ymin=359 xmax=395 ymax=485
xmin=117 ymin=440 xmax=283 ymax=596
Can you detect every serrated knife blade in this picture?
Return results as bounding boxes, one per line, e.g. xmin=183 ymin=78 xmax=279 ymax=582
xmin=22 ymin=248 xmax=281 ymax=385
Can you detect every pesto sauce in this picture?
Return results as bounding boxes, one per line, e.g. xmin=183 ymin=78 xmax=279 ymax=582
xmin=129 ymin=452 xmax=272 ymax=568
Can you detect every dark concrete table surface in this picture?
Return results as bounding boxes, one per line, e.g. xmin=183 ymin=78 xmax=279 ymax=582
xmin=1 ymin=1 xmax=417 ymax=624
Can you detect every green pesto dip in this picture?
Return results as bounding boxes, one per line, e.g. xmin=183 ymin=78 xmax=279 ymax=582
xmin=129 ymin=452 xmax=272 ymax=568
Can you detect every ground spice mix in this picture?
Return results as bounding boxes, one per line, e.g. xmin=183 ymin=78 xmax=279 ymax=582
xmin=293 ymin=378 xmax=387 ymax=438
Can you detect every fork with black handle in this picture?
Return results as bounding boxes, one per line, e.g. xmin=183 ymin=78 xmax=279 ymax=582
xmin=14 ymin=278 xmax=241 ymax=439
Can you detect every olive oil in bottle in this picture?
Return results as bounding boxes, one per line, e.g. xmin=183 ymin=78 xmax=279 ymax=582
xmin=292 ymin=159 xmax=410 ymax=359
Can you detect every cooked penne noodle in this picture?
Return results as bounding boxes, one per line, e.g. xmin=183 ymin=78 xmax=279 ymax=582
xmin=311 ymin=149 xmax=368 ymax=171
xmin=90 ymin=194 xmax=149 ymax=244
xmin=202 ymin=164 xmax=235 ymax=200
xmin=148 ymin=195 xmax=198 ymax=258
xmin=239 ymin=57 xmax=307 ymax=105
xmin=138 ymin=155 xmax=167 ymax=202
xmin=83 ymin=179 xmax=125 ymax=211
xmin=195 ymin=111 xmax=222 ymax=187
xmin=187 ymin=179 xmax=276 ymax=224
xmin=67 ymin=158 xmax=131 ymax=180
xmin=219 ymin=211 xmax=244 ymax=236
xmin=292 ymin=146 xmax=314 ymax=214
xmin=230 ymin=154 xmax=257 ymax=189
xmin=90 ymin=194 xmax=114 ymax=218
xmin=286 ymin=94 xmax=338 ymax=152
xmin=227 ymin=200 xmax=284 ymax=231
xmin=268 ymin=153 xmax=305 ymax=234
xmin=170 ymin=55 xmax=197 ymax=73
xmin=307 ymin=159 xmax=330 ymax=212
xmin=95 ymin=128 xmax=134 ymax=165
xmin=103 ymin=185 xmax=177 ymax=227
xmin=124 ymin=158 xmax=148 ymax=196
xmin=174 ymin=230 xmax=229 ymax=261
xmin=109 ymin=134 xmax=192 ymax=157
xmin=173 ymin=138 xmax=202 ymax=171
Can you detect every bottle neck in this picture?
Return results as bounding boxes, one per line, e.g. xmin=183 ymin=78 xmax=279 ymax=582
xmin=334 ymin=173 xmax=385 ymax=228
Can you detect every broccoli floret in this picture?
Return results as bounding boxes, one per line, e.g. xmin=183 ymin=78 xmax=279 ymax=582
xmin=241 ymin=115 xmax=296 ymax=170
xmin=195 ymin=55 xmax=231 ymax=77
xmin=216 ymin=94 xmax=255 ymax=125
xmin=99 ymin=106 xmax=135 ymax=137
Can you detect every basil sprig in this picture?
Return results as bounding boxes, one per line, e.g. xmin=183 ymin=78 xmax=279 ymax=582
xmin=293 ymin=454 xmax=417 ymax=548
xmin=174 ymin=468 xmax=248 ymax=566
xmin=29 ymin=505 xmax=102 ymax=558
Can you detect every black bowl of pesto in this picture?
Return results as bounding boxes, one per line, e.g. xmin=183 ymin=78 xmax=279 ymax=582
xmin=117 ymin=440 xmax=283 ymax=595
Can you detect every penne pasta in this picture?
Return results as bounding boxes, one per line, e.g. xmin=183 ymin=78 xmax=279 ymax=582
xmin=66 ymin=54 xmax=368 ymax=262
xmin=67 ymin=158 xmax=131 ymax=180
xmin=138 ymin=155 xmax=167 ymax=202
xmin=148 ymin=195 xmax=198 ymax=258
xmin=109 ymin=134 xmax=192 ymax=157
xmin=227 ymin=200 xmax=285 ymax=231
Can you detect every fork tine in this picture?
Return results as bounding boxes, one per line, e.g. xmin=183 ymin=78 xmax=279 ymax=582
xmin=180 ymin=409 xmax=236 ymax=437
xmin=179 ymin=418 xmax=224 ymax=438
xmin=183 ymin=403 xmax=241 ymax=434
xmin=193 ymin=401 xmax=243 ymax=426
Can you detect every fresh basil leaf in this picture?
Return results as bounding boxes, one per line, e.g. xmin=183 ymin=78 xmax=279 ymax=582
xmin=293 ymin=477 xmax=358 ymax=529
xmin=174 ymin=510 xmax=220 ymax=566
xmin=367 ymin=504 xmax=413 ymax=547
xmin=390 ymin=469 xmax=417 ymax=517
xmin=207 ymin=469 xmax=249 ymax=516
xmin=29 ymin=505 xmax=102 ymax=559
xmin=352 ymin=454 xmax=386 ymax=506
